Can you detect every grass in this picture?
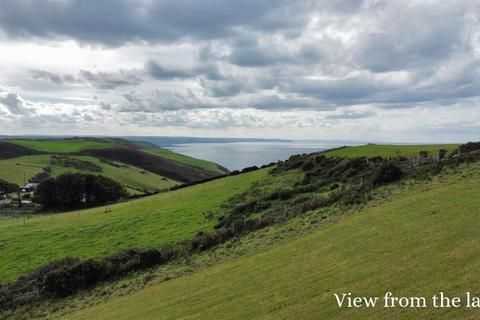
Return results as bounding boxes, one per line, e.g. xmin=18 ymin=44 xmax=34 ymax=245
xmin=324 ymin=144 xmax=459 ymax=158
xmin=7 ymin=139 xmax=115 ymax=153
xmin=0 ymin=169 xmax=267 ymax=283
xmin=0 ymin=155 xmax=178 ymax=193
xmin=52 ymin=156 xmax=179 ymax=194
xmin=139 ymin=142 xmax=227 ymax=174
xmin=2 ymin=138 xmax=227 ymax=191
xmin=62 ymin=162 xmax=480 ymax=320
xmin=0 ymin=155 xmax=50 ymax=185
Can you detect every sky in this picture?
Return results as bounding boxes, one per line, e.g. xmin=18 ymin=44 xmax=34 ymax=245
xmin=0 ymin=0 xmax=479 ymax=142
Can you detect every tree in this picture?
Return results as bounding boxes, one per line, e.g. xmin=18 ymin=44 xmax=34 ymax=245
xmin=35 ymin=173 xmax=127 ymax=210
xmin=0 ymin=179 xmax=19 ymax=194
xmin=34 ymin=178 xmax=58 ymax=209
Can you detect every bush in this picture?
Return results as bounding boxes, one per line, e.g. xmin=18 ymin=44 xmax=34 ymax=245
xmin=371 ymin=163 xmax=403 ymax=185
xmin=301 ymin=162 xmax=314 ymax=171
xmin=241 ymin=166 xmax=259 ymax=173
xmin=438 ymin=149 xmax=447 ymax=160
xmin=0 ymin=248 xmax=178 ymax=309
xmin=418 ymin=150 xmax=429 ymax=158
xmin=266 ymin=189 xmax=294 ymax=201
xmin=458 ymin=142 xmax=480 ymax=154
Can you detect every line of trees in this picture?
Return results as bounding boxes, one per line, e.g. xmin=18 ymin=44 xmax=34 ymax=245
xmin=34 ymin=173 xmax=127 ymax=210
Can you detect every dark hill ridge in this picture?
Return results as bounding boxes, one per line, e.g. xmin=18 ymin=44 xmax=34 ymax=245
xmin=0 ymin=142 xmax=39 ymax=160
xmin=0 ymin=138 xmax=226 ymax=191
xmin=82 ymin=147 xmax=220 ymax=183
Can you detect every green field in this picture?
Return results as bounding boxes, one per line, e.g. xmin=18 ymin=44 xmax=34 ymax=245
xmin=52 ymin=156 xmax=178 ymax=194
xmin=0 ymin=169 xmax=267 ymax=283
xmin=8 ymin=139 xmax=115 ymax=153
xmin=1 ymin=138 xmax=227 ymax=194
xmin=325 ymin=144 xmax=459 ymax=158
xmin=64 ymin=162 xmax=480 ymax=320
xmin=0 ymin=155 xmax=50 ymax=185
xmin=138 ymin=142 xmax=227 ymax=174
xmin=0 ymin=155 xmax=177 ymax=193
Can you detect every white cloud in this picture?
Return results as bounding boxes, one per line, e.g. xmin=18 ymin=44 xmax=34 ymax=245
xmin=0 ymin=0 xmax=479 ymax=141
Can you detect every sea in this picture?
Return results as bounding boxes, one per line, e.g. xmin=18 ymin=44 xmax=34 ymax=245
xmin=165 ymin=140 xmax=359 ymax=171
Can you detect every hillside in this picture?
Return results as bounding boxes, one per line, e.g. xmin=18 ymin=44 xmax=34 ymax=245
xmin=0 ymin=169 xmax=266 ymax=283
xmin=63 ymin=161 xmax=480 ymax=320
xmin=1 ymin=143 xmax=480 ymax=320
xmin=0 ymin=138 xmax=228 ymax=194
xmin=6 ymin=139 xmax=115 ymax=153
xmin=324 ymin=144 xmax=459 ymax=158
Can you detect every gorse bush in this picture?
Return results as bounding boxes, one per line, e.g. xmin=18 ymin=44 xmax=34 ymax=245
xmin=453 ymin=142 xmax=480 ymax=155
xmin=371 ymin=162 xmax=403 ymax=185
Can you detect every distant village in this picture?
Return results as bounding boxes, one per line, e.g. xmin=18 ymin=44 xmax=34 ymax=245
xmin=0 ymin=182 xmax=39 ymax=207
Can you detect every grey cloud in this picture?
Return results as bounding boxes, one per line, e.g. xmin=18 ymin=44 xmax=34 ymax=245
xmin=283 ymin=75 xmax=393 ymax=104
xmin=79 ymin=70 xmax=142 ymax=89
xmin=99 ymin=101 xmax=112 ymax=110
xmin=355 ymin=1 xmax=474 ymax=72
xmin=325 ymin=110 xmax=375 ymax=120
xmin=0 ymin=0 xmax=312 ymax=46
xmin=243 ymin=95 xmax=332 ymax=111
xmin=316 ymin=0 xmax=367 ymax=14
xmin=120 ymin=89 xmax=210 ymax=112
xmin=146 ymin=60 xmax=225 ymax=81
xmin=0 ymin=92 xmax=32 ymax=114
xmin=206 ymin=80 xmax=252 ymax=97
xmin=227 ymin=40 xmax=323 ymax=67
xmin=121 ymin=109 xmax=270 ymax=129
xmin=195 ymin=64 xmax=225 ymax=81
xmin=282 ymin=57 xmax=480 ymax=108
xmin=31 ymin=69 xmax=142 ymax=89
xmin=145 ymin=60 xmax=192 ymax=79
xmin=228 ymin=45 xmax=289 ymax=67
xmin=2 ymin=0 xmax=480 ymax=132
xmin=31 ymin=70 xmax=77 ymax=85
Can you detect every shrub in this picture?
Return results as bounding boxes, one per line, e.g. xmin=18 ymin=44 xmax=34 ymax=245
xmin=241 ymin=166 xmax=259 ymax=173
xmin=457 ymin=142 xmax=480 ymax=154
xmin=301 ymin=162 xmax=314 ymax=171
xmin=0 ymin=247 xmax=178 ymax=309
xmin=371 ymin=163 xmax=403 ymax=185
xmin=438 ymin=149 xmax=447 ymax=160
xmin=418 ymin=150 xmax=429 ymax=158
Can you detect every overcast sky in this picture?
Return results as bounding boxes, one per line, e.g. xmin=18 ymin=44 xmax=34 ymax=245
xmin=0 ymin=0 xmax=479 ymax=142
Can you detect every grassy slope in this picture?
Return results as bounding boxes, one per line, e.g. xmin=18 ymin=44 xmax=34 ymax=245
xmin=0 ymin=169 xmax=267 ymax=283
xmin=137 ymin=141 xmax=227 ymax=174
xmin=65 ymin=163 xmax=480 ymax=320
xmin=52 ymin=156 xmax=178 ymax=194
xmin=325 ymin=144 xmax=459 ymax=158
xmin=2 ymin=139 xmax=226 ymax=189
xmin=0 ymin=155 xmax=177 ymax=193
xmin=7 ymin=139 xmax=115 ymax=153
xmin=0 ymin=155 xmax=50 ymax=185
